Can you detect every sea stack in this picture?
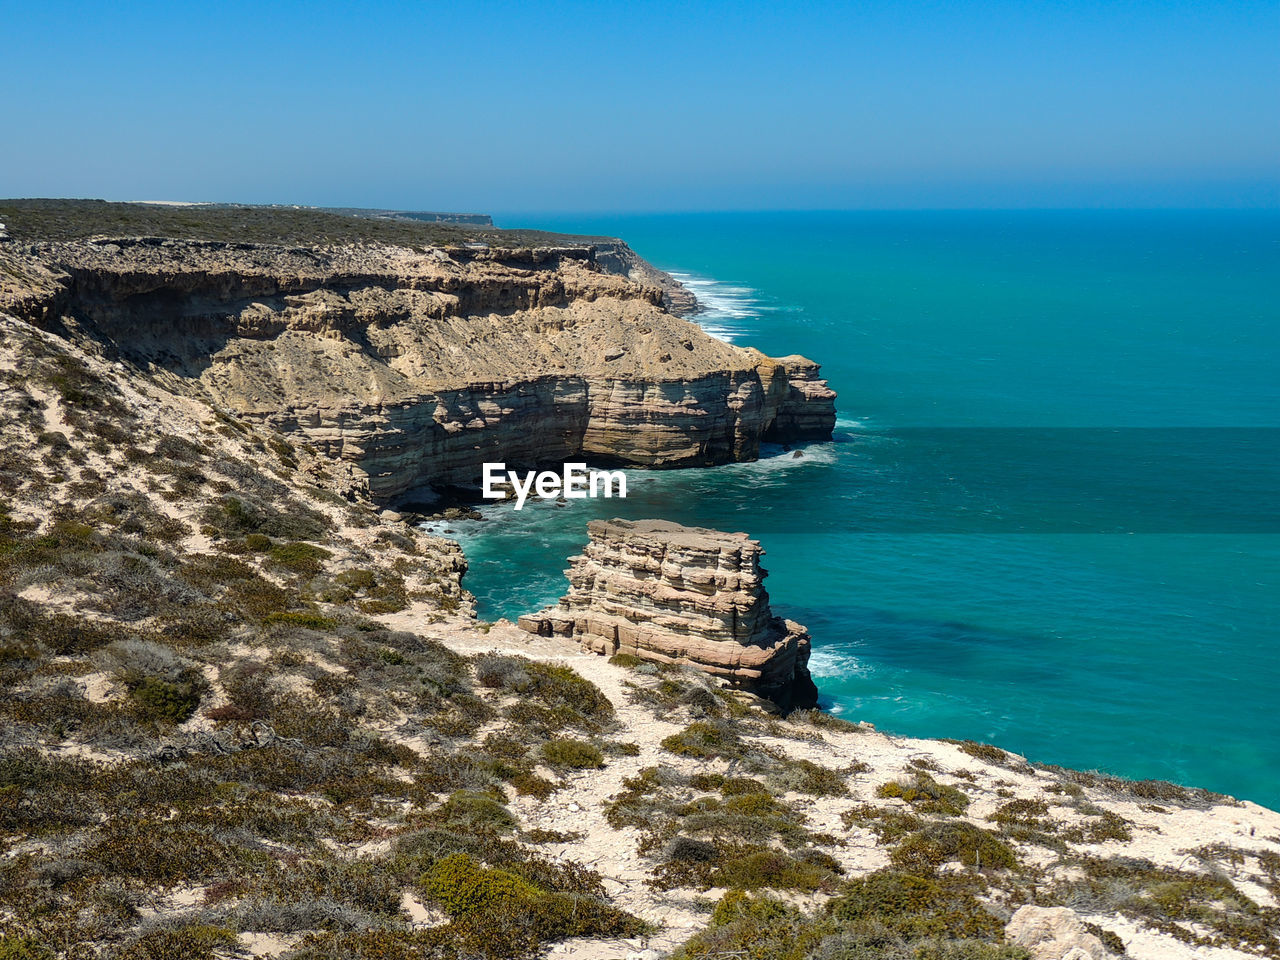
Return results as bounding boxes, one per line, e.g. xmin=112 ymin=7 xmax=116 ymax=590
xmin=519 ymin=518 xmax=819 ymax=710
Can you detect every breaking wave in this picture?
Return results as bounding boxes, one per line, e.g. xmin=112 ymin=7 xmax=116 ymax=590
xmin=668 ymin=271 xmax=763 ymax=343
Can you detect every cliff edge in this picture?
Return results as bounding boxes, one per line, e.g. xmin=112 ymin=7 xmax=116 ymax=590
xmin=0 ymin=201 xmax=835 ymax=502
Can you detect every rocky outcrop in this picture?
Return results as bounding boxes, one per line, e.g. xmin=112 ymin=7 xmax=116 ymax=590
xmin=518 ymin=518 xmax=819 ymax=710
xmin=763 ymin=356 xmax=838 ymax=442
xmin=591 ymin=240 xmax=699 ymax=316
xmin=1 ymin=234 xmax=835 ymax=501
xmin=1005 ymin=906 xmax=1112 ymax=960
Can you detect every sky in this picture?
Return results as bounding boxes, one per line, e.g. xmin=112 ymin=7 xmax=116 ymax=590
xmin=1 ymin=0 xmax=1277 ymax=212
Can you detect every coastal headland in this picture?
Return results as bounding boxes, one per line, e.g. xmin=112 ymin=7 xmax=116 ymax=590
xmin=0 ymin=201 xmax=1277 ymax=960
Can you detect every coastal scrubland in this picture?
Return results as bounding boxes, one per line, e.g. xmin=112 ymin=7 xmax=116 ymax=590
xmin=0 ymin=208 xmax=1278 ymax=959
xmin=0 ymin=199 xmax=607 ymax=249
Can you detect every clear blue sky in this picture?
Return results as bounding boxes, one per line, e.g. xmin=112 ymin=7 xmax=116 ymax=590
xmin=2 ymin=0 xmax=1276 ymax=212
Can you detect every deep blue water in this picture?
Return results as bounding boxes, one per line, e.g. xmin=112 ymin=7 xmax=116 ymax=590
xmin=433 ymin=211 xmax=1280 ymax=807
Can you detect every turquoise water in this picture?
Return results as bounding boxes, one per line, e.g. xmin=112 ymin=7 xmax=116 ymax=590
xmin=436 ymin=212 xmax=1280 ymax=806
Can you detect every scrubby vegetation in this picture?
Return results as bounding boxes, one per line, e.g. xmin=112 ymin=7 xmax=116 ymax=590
xmin=0 ymin=319 xmax=646 ymax=957
xmin=877 ymin=770 xmax=972 ymax=816
xmin=671 ymin=874 xmax=1029 ymax=960
xmin=1045 ymin=856 xmax=1280 ymax=955
xmin=0 ymin=198 xmax=615 ymax=250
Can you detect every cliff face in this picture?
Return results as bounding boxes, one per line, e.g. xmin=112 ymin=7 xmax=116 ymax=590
xmin=519 ymin=518 xmax=819 ymax=710
xmin=0 ymin=236 xmax=834 ymax=501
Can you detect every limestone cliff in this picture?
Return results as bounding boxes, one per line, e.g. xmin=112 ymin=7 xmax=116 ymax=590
xmin=0 ymin=227 xmax=834 ymax=502
xmin=519 ymin=518 xmax=819 ymax=709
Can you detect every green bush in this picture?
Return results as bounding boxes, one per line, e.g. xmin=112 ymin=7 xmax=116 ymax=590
xmin=713 ymin=848 xmax=838 ymax=892
xmin=436 ymin=790 xmax=518 ymax=834
xmin=420 ymin=853 xmax=649 ymax=954
xmin=949 ymin=739 xmax=1014 ymax=766
xmin=1061 ymin=809 xmax=1133 ymax=844
xmin=661 ymin=721 xmax=739 ymax=760
xmin=422 ymin=852 xmax=537 ymax=916
xmin=0 ymin=936 xmax=54 ymax=960
xmin=890 ymin=821 xmax=1018 ymax=872
xmin=264 ymin=610 xmax=337 ymax=630
xmin=711 ymin=888 xmax=801 ymax=927
xmin=127 ymin=675 xmax=205 ymax=724
xmin=525 ymin=661 xmax=614 ymax=722
xmin=608 ymin=652 xmax=646 ymax=668
xmin=1049 ymin=856 xmax=1279 ymax=955
xmin=877 ymin=772 xmax=971 ymax=816
xmin=989 ymin=798 xmax=1052 ymax=830
xmin=828 ymin=869 xmax=1006 ymax=940
xmin=771 ymin=758 xmax=850 ymax=797
xmin=107 ymin=925 xmax=239 ymax=960
xmin=268 ymin=541 xmax=332 ymax=574
xmin=540 ymin=739 xmax=604 ymax=770
xmin=204 ymin=495 xmax=329 ymax=541
xmin=720 ymin=776 xmax=767 ymax=796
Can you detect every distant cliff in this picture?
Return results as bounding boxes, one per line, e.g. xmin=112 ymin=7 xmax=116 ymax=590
xmin=319 ymin=206 xmax=495 ymax=226
xmin=0 ymin=202 xmax=835 ymax=501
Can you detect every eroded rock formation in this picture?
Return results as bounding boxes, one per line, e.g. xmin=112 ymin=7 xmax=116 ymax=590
xmin=1 ymin=235 xmax=835 ymax=501
xmin=518 ymin=518 xmax=819 ymax=710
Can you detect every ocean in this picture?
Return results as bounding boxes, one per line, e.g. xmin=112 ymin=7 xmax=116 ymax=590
xmin=430 ymin=211 xmax=1280 ymax=807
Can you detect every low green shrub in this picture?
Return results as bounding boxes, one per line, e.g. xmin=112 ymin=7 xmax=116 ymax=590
xmin=890 ymin=821 xmax=1018 ymax=872
xmin=435 ymin=790 xmax=518 ymax=834
xmin=420 ymin=853 xmax=649 ymax=955
xmin=661 ymin=721 xmax=739 ymax=760
xmin=877 ymin=771 xmax=971 ymax=815
xmin=106 ymin=924 xmax=239 ymax=960
xmin=264 ymin=610 xmax=337 ymax=630
xmin=540 ymin=739 xmax=604 ymax=770
xmin=126 ymin=674 xmax=205 ymax=724
xmin=1048 ymin=855 xmax=1278 ymax=955
xmin=829 ymin=869 xmax=1006 ymax=940
xmin=0 ymin=936 xmax=54 ymax=960
xmin=203 ymin=494 xmax=329 ymax=541
xmin=710 ymin=848 xmax=838 ymax=892
xmin=770 ymin=758 xmax=850 ymax=797
xmin=268 ymin=541 xmax=331 ymax=574
xmin=1061 ymin=809 xmax=1133 ymax=844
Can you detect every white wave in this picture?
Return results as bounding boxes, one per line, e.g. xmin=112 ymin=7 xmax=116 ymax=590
xmin=808 ymin=648 xmax=868 ymax=679
xmin=667 ymin=271 xmax=764 ymax=343
xmin=743 ymin=443 xmax=838 ymax=471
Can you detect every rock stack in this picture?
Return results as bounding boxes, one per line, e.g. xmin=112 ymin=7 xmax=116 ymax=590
xmin=519 ymin=518 xmax=819 ymax=710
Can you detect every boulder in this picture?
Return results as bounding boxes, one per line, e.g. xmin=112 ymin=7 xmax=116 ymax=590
xmin=1005 ymin=905 xmax=1111 ymax=960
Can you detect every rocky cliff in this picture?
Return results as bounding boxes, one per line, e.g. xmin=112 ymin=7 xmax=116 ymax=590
xmin=3 ymin=212 xmax=1278 ymax=960
xmin=518 ymin=518 xmax=819 ymax=709
xmin=0 ymin=209 xmax=834 ymax=502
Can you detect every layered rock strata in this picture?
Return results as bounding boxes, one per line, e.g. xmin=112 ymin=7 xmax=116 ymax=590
xmin=518 ymin=518 xmax=819 ymax=709
xmin=1 ymin=236 xmax=835 ymax=501
xmin=763 ymin=356 xmax=839 ymax=441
